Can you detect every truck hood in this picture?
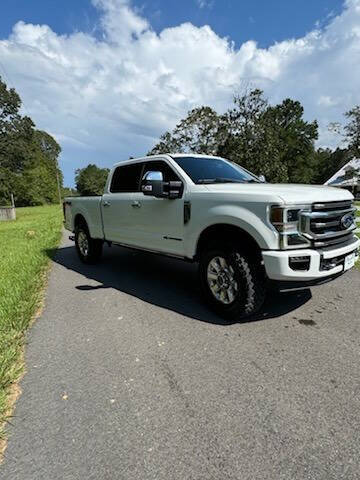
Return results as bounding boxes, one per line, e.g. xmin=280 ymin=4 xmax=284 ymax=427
xmin=204 ymin=183 xmax=353 ymax=204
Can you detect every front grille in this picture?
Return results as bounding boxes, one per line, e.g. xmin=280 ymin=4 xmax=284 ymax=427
xmin=299 ymin=201 xmax=356 ymax=248
xmin=312 ymin=201 xmax=353 ymax=212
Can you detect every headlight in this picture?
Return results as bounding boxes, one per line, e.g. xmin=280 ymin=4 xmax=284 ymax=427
xmin=270 ymin=205 xmax=311 ymax=249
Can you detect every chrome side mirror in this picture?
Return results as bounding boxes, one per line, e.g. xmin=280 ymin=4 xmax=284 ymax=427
xmin=258 ymin=174 xmax=266 ymax=183
xmin=143 ymin=171 xmax=163 ymax=182
xmin=141 ymin=171 xmax=164 ymax=197
xmin=141 ymin=170 xmax=183 ymax=199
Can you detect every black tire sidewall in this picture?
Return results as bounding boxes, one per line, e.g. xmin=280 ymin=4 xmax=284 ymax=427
xmin=75 ymin=223 xmax=103 ymax=264
xmin=199 ymin=244 xmax=265 ymax=320
xmin=75 ymin=224 xmax=92 ymax=263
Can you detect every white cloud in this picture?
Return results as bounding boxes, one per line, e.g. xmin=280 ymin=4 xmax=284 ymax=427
xmin=196 ymin=0 xmax=214 ymax=8
xmin=0 ymin=0 xmax=360 ymax=184
xmin=317 ymin=95 xmax=338 ymax=107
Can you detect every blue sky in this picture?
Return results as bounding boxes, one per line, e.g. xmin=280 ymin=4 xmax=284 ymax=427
xmin=0 ymin=0 xmax=357 ymax=186
xmin=1 ymin=0 xmax=343 ymax=48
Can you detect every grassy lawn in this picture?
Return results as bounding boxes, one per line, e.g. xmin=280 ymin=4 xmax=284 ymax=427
xmin=0 ymin=205 xmax=63 ymax=443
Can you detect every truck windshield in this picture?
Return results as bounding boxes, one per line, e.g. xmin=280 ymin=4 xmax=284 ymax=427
xmin=172 ymin=156 xmax=260 ymax=184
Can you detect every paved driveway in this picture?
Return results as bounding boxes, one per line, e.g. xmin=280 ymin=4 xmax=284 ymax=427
xmin=2 ymin=233 xmax=360 ymax=479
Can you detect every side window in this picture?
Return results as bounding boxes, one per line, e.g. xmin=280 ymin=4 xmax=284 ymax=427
xmin=110 ymin=163 xmax=143 ymax=193
xmin=142 ymin=161 xmax=180 ymax=182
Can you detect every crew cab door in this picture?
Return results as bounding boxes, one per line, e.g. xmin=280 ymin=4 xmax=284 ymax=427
xmin=130 ymin=160 xmax=186 ymax=256
xmin=101 ymin=162 xmax=143 ymax=244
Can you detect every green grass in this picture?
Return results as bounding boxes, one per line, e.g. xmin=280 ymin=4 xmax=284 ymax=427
xmin=0 ymin=205 xmax=62 ymax=440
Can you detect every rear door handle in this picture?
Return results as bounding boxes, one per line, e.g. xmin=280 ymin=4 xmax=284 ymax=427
xmin=131 ymin=201 xmax=141 ymax=208
xmin=103 ymin=201 xmax=111 ymax=207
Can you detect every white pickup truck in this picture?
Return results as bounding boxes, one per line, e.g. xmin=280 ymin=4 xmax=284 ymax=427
xmin=64 ymin=154 xmax=360 ymax=320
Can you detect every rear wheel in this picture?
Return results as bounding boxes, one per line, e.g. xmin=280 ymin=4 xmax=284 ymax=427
xmin=75 ymin=223 xmax=103 ymax=264
xmin=199 ymin=243 xmax=266 ymax=321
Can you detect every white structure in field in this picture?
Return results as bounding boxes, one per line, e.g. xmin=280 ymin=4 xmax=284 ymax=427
xmin=325 ymin=158 xmax=360 ymax=189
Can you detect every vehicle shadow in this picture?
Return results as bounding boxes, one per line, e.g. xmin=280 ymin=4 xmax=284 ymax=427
xmin=47 ymin=244 xmax=312 ymax=326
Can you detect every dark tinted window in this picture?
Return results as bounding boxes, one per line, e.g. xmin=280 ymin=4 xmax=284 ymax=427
xmin=173 ymin=156 xmax=259 ymax=184
xmin=110 ymin=163 xmax=143 ymax=193
xmin=142 ymin=160 xmax=180 ymax=182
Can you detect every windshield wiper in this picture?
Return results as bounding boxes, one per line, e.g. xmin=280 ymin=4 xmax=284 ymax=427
xmin=197 ymin=178 xmax=247 ymax=184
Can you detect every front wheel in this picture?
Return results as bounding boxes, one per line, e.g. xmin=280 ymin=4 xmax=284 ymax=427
xmin=199 ymin=244 xmax=266 ymax=321
xmin=75 ymin=223 xmax=103 ymax=264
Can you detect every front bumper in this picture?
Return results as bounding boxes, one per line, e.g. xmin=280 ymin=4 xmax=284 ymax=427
xmin=262 ymin=236 xmax=360 ymax=281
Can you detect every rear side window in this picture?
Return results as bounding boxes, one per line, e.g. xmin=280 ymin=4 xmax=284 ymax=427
xmin=110 ymin=163 xmax=143 ymax=193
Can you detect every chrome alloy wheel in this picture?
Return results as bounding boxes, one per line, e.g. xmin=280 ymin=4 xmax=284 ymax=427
xmin=78 ymin=230 xmax=89 ymax=257
xmin=207 ymin=256 xmax=239 ymax=305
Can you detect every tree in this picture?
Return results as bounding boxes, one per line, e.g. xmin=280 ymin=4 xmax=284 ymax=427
xmin=311 ymin=148 xmax=351 ymax=185
xmin=344 ymin=166 xmax=359 ymax=179
xmin=34 ymin=130 xmax=62 ymax=203
xmin=150 ymin=89 xmax=319 ymax=183
xmin=0 ymin=76 xmax=35 ymax=202
xmin=222 ymin=92 xmax=319 ymax=182
xmin=219 ymin=89 xmax=288 ymax=182
xmin=75 ymin=164 xmax=109 ymax=196
xmin=0 ymin=76 xmax=63 ymax=205
xmin=62 ymin=187 xmax=78 ymax=198
xmin=265 ymin=99 xmax=318 ymax=183
xmin=149 ymin=106 xmax=225 ymax=156
xmin=344 ymin=106 xmax=360 ymax=156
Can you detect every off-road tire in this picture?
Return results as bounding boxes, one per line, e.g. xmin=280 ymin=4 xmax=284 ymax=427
xmin=199 ymin=243 xmax=266 ymax=321
xmin=75 ymin=222 xmax=103 ymax=264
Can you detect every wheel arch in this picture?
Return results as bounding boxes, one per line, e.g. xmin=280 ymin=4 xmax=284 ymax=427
xmin=74 ymin=213 xmax=88 ymax=230
xmin=195 ymin=223 xmax=263 ymax=263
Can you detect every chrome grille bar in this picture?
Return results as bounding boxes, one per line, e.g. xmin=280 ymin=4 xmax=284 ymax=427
xmin=312 ymin=220 xmax=340 ymax=228
xmin=304 ymin=207 xmax=356 ymax=219
xmin=312 ymin=201 xmax=352 ymax=210
xmin=305 ymin=224 xmax=356 ymax=240
xmin=299 ymin=201 xmax=356 ymax=248
xmin=314 ymin=234 xmax=356 ymax=248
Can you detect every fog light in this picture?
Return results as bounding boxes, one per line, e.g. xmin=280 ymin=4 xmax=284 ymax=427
xmin=289 ymin=256 xmax=311 ymax=271
xmin=320 ymin=258 xmax=338 ymax=271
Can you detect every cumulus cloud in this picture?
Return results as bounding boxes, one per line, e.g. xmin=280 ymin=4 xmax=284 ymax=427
xmin=0 ymin=0 xmax=360 ymax=184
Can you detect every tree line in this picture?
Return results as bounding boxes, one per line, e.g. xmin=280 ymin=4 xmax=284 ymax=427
xmin=1 ymin=75 xmax=360 ymax=202
xmin=149 ymin=88 xmax=360 ymax=185
xmin=0 ymin=76 xmax=63 ymax=206
xmin=78 ymin=89 xmax=360 ymax=194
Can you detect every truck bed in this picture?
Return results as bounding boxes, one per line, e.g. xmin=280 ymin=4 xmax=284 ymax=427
xmin=64 ymin=196 xmax=104 ymax=239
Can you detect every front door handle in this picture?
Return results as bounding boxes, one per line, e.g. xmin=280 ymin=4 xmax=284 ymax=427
xmin=103 ymin=201 xmax=111 ymax=207
xmin=131 ymin=201 xmax=141 ymax=208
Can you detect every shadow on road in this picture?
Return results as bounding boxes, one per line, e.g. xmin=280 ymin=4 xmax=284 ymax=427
xmin=47 ymin=244 xmax=312 ymax=326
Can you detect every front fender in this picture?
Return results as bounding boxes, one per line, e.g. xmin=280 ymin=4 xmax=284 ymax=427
xmin=186 ymin=204 xmax=278 ymax=258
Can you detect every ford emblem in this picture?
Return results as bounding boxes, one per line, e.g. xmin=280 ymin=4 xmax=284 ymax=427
xmin=340 ymin=213 xmax=354 ymax=230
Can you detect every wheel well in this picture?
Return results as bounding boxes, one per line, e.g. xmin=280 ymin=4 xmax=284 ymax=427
xmin=195 ymin=224 xmax=262 ymax=261
xmin=74 ymin=214 xmax=87 ymax=229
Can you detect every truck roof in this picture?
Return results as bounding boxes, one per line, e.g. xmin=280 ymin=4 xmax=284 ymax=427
xmin=112 ymin=153 xmax=221 ymax=168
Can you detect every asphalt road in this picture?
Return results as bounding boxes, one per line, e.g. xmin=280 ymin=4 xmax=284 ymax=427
xmin=2 ymin=232 xmax=360 ymax=479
